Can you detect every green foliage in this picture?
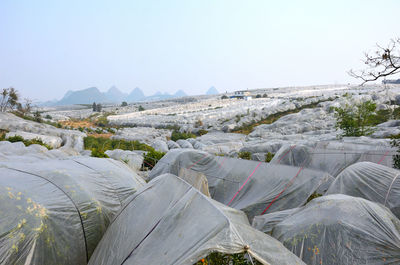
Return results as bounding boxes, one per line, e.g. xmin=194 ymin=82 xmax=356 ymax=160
xmin=306 ymin=192 xmax=322 ymax=204
xmin=138 ymin=105 xmax=145 ymax=111
xmin=221 ymin=95 xmax=229 ymax=99
xmin=334 ymin=100 xmax=377 ymax=137
xmin=255 ymin=94 xmax=261 ymax=98
xmin=265 ymin=152 xmax=275 ymax=163
xmin=262 ymin=93 xmax=268 ymax=98
xmin=235 ymin=114 xmax=241 ymax=123
xmin=45 ymin=114 xmax=52 ymax=119
xmin=84 ymin=136 xmax=165 ymax=168
xmin=0 ymin=87 xmax=19 ymax=112
xmin=84 ymin=136 xmax=153 ymax=153
xmin=0 ymin=130 xmax=6 ymax=141
xmin=121 ymin=101 xmax=128 ymax=107
xmin=238 ymin=151 xmax=252 ymax=160
xmin=393 ymin=107 xmax=400 ymax=119
xmin=95 ymin=115 xmax=109 ymax=127
xmin=171 ymin=130 xmax=196 ymax=141
xmin=143 ymin=149 xmax=166 ymax=169
xmin=369 ymin=109 xmax=392 ymax=125
xmin=197 ymin=129 xmax=208 ymax=136
xmin=33 ymin=111 xmax=42 ymax=123
xmin=4 ymin=135 xmax=52 ymax=150
xmin=194 ymin=252 xmax=261 ymax=265
xmin=91 ymin=149 xmax=109 ymax=158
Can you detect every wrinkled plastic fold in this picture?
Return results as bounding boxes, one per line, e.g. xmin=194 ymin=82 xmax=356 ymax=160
xmin=88 ymin=174 xmax=305 ymax=265
xmin=0 ymin=157 xmax=144 ymax=265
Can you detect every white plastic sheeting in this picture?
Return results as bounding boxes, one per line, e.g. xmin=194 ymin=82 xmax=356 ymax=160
xmin=270 ymin=140 xmax=394 ymax=177
xmin=256 ymin=195 xmax=400 ymax=265
xmin=88 ymin=174 xmax=305 ymax=265
xmin=149 ymin=149 xmax=333 ymax=220
xmin=0 ymin=156 xmax=144 ymax=265
xmin=326 ymin=161 xmax=400 ymax=218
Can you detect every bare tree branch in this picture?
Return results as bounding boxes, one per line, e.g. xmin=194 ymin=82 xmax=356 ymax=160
xmin=349 ymin=38 xmax=400 ymax=85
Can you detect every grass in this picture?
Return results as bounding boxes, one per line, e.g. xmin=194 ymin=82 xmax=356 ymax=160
xmin=2 ymin=135 xmax=52 ymax=150
xmin=171 ymin=130 xmax=196 ymax=141
xmin=238 ymin=151 xmax=252 ymax=160
xmin=232 ymin=99 xmax=332 ymax=134
xmin=265 ymin=152 xmax=274 ymax=162
xmin=83 ymin=136 xmax=165 ymax=169
xmin=84 ymin=136 xmax=154 ymax=152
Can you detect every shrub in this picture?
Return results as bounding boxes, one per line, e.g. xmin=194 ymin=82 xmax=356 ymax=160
xmin=0 ymin=130 xmax=6 ymax=141
xmin=197 ymin=129 xmax=208 ymax=136
xmin=306 ymin=192 xmax=323 ymax=204
xmin=262 ymin=93 xmax=268 ymax=98
xmin=238 ymin=151 xmax=252 ymax=160
xmin=45 ymin=114 xmax=52 ymax=119
xmin=256 ymin=94 xmax=261 ymax=98
xmin=369 ymin=109 xmax=391 ymax=125
xmin=6 ymin=135 xmax=24 ymax=143
xmin=143 ymin=149 xmax=166 ymax=169
xmin=221 ymin=95 xmax=228 ymax=99
xmin=194 ymin=252 xmax=261 ymax=265
xmin=334 ymin=100 xmax=377 ymax=137
xmin=83 ymin=136 xmax=153 ymax=153
xmin=121 ymin=101 xmax=128 ymax=107
xmin=91 ymin=149 xmax=109 ymax=158
xmin=138 ymin=105 xmax=145 ymax=111
xmin=4 ymin=135 xmax=52 ymax=150
xmin=171 ymin=130 xmax=196 ymax=141
xmin=265 ymin=152 xmax=274 ymax=163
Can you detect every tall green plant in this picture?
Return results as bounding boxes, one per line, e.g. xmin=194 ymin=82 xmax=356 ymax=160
xmin=334 ymin=100 xmax=377 ymax=137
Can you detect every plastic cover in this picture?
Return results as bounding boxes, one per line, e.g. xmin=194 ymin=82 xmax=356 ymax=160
xmin=0 ymin=157 xmax=144 ymax=265
xmin=149 ymin=149 xmax=333 ymax=220
xmin=263 ymin=194 xmax=400 ymax=265
xmin=270 ymin=141 xmax=394 ymax=177
xmin=88 ymin=173 xmax=305 ymax=265
xmin=326 ymin=161 xmax=400 ymax=218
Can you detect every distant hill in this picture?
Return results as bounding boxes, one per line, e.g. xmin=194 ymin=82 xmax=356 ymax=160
xmin=105 ymin=86 xmax=128 ymax=102
xmin=126 ymin=87 xmax=145 ymax=102
xmin=174 ymin=90 xmax=187 ymax=98
xmin=51 ymin=86 xmax=188 ymax=106
xmin=206 ymin=86 xmax=219 ymax=95
xmin=56 ymin=87 xmax=107 ymax=105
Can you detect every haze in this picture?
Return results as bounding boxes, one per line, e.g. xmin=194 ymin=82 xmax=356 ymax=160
xmin=1 ymin=0 xmax=399 ymax=101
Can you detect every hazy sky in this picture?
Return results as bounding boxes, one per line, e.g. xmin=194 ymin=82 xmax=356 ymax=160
xmin=1 ymin=0 xmax=400 ymax=101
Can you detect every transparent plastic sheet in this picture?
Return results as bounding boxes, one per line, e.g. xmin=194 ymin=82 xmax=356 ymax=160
xmin=178 ymin=168 xmax=211 ymax=197
xmin=252 ymin=208 xmax=302 ymax=234
xmin=326 ymin=161 xmax=400 ymax=219
xmin=270 ymin=141 xmax=394 ymax=177
xmin=0 ymin=157 xmax=144 ymax=265
xmin=149 ymin=149 xmax=333 ymax=220
xmin=88 ymin=174 xmax=305 ymax=265
xmin=262 ymin=195 xmax=400 ymax=265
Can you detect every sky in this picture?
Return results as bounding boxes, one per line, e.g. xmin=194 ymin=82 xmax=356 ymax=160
xmin=1 ymin=0 xmax=400 ymax=101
